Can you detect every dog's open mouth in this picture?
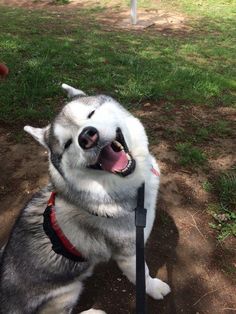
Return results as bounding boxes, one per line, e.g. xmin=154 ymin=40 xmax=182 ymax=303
xmin=89 ymin=128 xmax=136 ymax=177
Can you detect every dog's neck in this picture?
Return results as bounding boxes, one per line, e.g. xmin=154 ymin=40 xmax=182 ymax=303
xmin=49 ymin=153 xmax=157 ymax=218
xmin=51 ymin=180 xmax=138 ymax=218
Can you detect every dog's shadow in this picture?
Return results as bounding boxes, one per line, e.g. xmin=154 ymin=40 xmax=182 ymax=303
xmin=76 ymin=200 xmax=179 ymax=314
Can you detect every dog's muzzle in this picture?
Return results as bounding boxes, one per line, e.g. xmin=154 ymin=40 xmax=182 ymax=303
xmin=80 ymin=127 xmax=136 ymax=177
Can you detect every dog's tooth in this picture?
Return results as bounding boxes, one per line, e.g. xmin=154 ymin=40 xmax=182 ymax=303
xmin=122 ymin=161 xmax=131 ymax=173
xmin=113 ymin=140 xmax=124 ymax=150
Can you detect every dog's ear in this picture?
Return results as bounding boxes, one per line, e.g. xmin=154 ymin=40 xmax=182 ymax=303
xmin=24 ymin=125 xmax=49 ymax=148
xmin=62 ymin=83 xmax=86 ymax=98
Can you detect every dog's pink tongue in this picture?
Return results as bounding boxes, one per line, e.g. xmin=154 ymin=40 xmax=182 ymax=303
xmin=99 ymin=145 xmax=128 ymax=172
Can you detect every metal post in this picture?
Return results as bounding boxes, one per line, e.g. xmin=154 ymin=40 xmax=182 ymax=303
xmin=131 ymin=0 xmax=137 ymax=25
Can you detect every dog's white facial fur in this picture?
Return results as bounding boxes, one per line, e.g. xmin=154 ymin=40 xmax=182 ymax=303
xmin=24 ymin=85 xmax=151 ymax=195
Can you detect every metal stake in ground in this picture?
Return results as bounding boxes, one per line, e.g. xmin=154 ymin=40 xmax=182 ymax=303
xmin=135 ymin=183 xmax=147 ymax=314
xmin=131 ymin=0 xmax=137 ymax=25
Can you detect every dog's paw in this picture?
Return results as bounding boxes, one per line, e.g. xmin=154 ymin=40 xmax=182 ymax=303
xmin=79 ymin=309 xmax=107 ymax=314
xmin=146 ymin=278 xmax=171 ymax=300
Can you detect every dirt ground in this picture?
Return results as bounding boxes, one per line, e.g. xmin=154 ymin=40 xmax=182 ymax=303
xmin=0 ymin=1 xmax=236 ymax=313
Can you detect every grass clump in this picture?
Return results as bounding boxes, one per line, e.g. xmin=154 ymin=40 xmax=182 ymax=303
xmin=165 ymin=119 xmax=232 ymax=146
xmin=195 ymin=127 xmax=210 ymax=142
xmin=202 ymin=180 xmax=214 ymax=192
xmin=184 ymin=119 xmax=233 ymax=144
xmin=52 ymin=0 xmax=70 ymax=4
xmin=175 ymin=143 xmax=207 ymax=167
xmin=217 ymin=172 xmax=236 ymax=211
xmin=209 ymin=120 xmax=231 ymax=137
xmin=208 ymin=171 xmax=236 ymax=241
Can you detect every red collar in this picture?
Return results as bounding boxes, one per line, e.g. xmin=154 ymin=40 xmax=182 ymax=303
xmin=43 ymin=192 xmax=86 ymax=262
xmin=43 ymin=166 xmax=158 ymax=261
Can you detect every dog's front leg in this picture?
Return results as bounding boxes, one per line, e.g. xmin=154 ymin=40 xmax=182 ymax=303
xmin=116 ymin=255 xmax=171 ymax=300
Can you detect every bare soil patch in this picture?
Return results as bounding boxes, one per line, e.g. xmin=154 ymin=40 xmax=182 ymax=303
xmin=0 ymin=127 xmax=48 ymax=246
xmin=0 ymin=101 xmax=235 ymax=313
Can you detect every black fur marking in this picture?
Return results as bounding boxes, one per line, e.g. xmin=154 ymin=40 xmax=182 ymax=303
xmin=51 ymin=153 xmax=65 ymax=178
xmin=64 ymin=138 xmax=72 ymax=150
xmin=87 ymin=110 xmax=95 ymax=119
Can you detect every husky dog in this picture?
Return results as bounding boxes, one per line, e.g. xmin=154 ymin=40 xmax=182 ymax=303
xmin=0 ymin=84 xmax=170 ymax=314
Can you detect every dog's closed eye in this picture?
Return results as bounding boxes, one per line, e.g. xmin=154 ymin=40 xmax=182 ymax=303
xmin=64 ymin=138 xmax=72 ymax=150
xmin=87 ymin=110 xmax=95 ymax=119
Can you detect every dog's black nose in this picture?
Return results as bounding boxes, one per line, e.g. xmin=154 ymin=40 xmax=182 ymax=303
xmin=78 ymin=127 xmax=99 ymax=149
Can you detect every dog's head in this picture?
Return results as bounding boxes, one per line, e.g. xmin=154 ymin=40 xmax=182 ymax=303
xmin=25 ymin=84 xmax=149 ymax=191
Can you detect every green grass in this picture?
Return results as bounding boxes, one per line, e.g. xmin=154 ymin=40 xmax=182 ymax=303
xmin=208 ymin=171 xmax=236 ymax=241
xmin=210 ymin=120 xmax=232 ymax=136
xmin=175 ymin=143 xmax=207 ymax=166
xmin=202 ymin=180 xmax=214 ymax=192
xmin=53 ymin=0 xmax=70 ymax=4
xmin=91 ymin=0 xmax=236 ymax=18
xmin=0 ymin=2 xmax=235 ymax=123
xmin=217 ymin=172 xmax=236 ymax=211
xmin=167 ymin=0 xmax=236 ymax=18
xmin=165 ymin=118 xmax=233 ymax=144
xmin=193 ymin=120 xmax=232 ymax=142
